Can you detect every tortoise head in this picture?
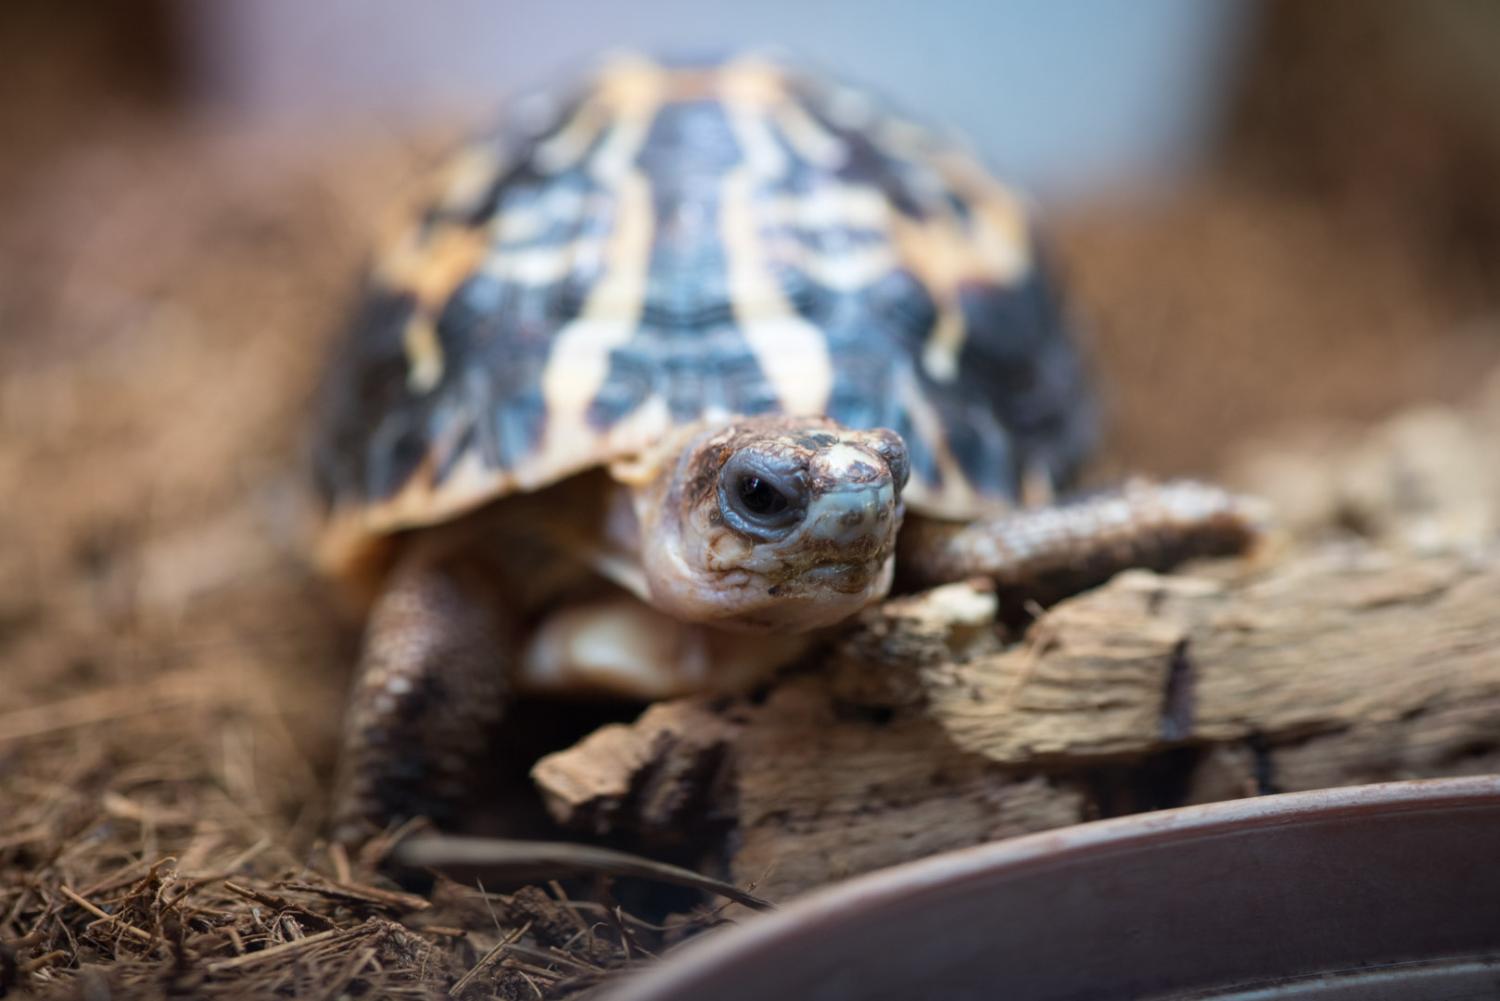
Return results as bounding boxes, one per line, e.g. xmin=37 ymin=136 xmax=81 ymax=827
xmin=638 ymin=416 xmax=909 ymax=632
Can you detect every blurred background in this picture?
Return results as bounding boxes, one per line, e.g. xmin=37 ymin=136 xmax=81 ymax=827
xmin=4 ymin=0 xmax=1500 ymax=907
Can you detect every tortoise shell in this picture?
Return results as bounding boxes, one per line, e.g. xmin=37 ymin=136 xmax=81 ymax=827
xmin=313 ymin=54 xmax=1095 ymax=561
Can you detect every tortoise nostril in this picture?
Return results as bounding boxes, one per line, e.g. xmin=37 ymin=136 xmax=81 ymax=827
xmin=867 ymin=430 xmax=910 ymax=494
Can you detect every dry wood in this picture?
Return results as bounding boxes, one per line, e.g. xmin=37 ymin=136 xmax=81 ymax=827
xmin=534 ymin=545 xmax=1500 ymax=900
xmin=530 ymin=699 xmax=743 ymax=841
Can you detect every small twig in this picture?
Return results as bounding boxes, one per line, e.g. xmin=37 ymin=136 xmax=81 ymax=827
xmin=159 ymin=874 xmax=231 ymax=915
xmin=547 ymin=879 xmax=590 ymax=937
xmin=204 ymin=924 xmax=353 ymax=972
xmin=417 ymin=924 xmax=467 ymax=937
xmin=277 ymin=878 xmax=431 ymax=913
xmin=517 ymin=970 xmax=546 ymax=999
xmin=328 ymin=841 xmax=352 ymax=885
xmin=357 ymin=814 xmax=430 ymax=870
xmin=395 ymin=837 xmax=773 ymax=912
xmin=223 ymin=881 xmax=290 ymax=911
xmin=58 ymin=886 xmax=155 ymax=945
xmin=223 ymin=881 xmax=337 ymax=932
xmin=506 ymin=941 xmax=596 ymax=972
xmin=451 ymin=920 xmax=530 ymax=996
xmin=500 ymin=958 xmax=567 ymax=981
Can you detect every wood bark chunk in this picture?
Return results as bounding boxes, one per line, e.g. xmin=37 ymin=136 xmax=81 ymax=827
xmin=730 ymin=680 xmax=1085 ymax=899
xmin=531 ymin=698 xmax=742 ymax=842
xmin=533 ymin=545 xmax=1500 ymax=901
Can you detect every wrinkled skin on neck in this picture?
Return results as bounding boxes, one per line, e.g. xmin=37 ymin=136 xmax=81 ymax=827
xmin=630 ymin=416 xmax=909 ymax=632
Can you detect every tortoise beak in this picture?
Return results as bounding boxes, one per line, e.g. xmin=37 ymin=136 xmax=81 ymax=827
xmin=802 ymin=482 xmax=898 ymax=547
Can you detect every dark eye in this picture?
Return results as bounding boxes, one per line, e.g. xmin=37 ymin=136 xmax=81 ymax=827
xmin=718 ymin=451 xmax=808 ymax=538
xmin=738 ymin=475 xmax=789 ymax=516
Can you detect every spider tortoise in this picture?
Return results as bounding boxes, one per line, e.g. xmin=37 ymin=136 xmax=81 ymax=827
xmin=311 ymin=55 xmax=1259 ymax=842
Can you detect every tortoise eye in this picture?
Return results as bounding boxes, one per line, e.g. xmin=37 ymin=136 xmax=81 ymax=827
xmin=719 ymin=452 xmax=808 ymax=538
xmin=738 ymin=475 xmax=789 ymax=516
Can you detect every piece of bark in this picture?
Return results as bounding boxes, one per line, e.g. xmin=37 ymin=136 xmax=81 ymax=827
xmin=530 ymin=698 xmax=742 ymax=844
xmin=533 ymin=546 xmax=1500 ymax=901
xmin=730 ymin=679 xmax=1086 ymax=899
xmin=879 ymin=552 xmax=1500 ymax=769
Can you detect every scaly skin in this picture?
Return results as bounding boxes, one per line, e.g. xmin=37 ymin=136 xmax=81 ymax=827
xmin=897 ymin=480 xmax=1264 ymax=615
xmin=331 ymin=557 xmax=511 ymax=846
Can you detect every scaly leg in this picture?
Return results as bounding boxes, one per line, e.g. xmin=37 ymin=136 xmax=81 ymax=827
xmin=898 ymin=480 xmax=1263 ymax=610
xmin=331 ymin=556 xmax=511 ymax=845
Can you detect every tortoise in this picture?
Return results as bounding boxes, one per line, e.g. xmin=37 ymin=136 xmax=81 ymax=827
xmin=312 ymin=54 xmax=1258 ymax=842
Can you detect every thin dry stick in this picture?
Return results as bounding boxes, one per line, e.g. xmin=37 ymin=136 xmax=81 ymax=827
xmin=277 ymin=878 xmax=431 ymax=913
xmin=547 ymin=879 xmax=590 ymax=937
xmin=517 ymin=970 xmax=545 ymax=1000
xmin=58 ymin=886 xmax=154 ymax=945
xmin=204 ymin=925 xmax=352 ymax=973
xmin=451 ymin=920 xmax=531 ymax=996
xmin=328 ymin=842 xmax=352 ymax=886
xmin=396 ymin=837 xmax=773 ymax=912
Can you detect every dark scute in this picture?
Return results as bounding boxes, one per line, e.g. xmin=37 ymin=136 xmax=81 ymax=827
xmin=366 ymin=414 xmax=430 ymax=501
xmin=824 ymin=386 xmax=878 ymax=434
xmin=432 ymin=417 xmax=476 ymax=484
xmin=485 ymin=392 xmax=547 ymax=471
xmin=433 ymin=274 xmax=503 ymax=384
xmin=459 ymin=152 xmax=542 ymax=229
xmin=549 ymin=276 xmax=590 ymax=325
xmin=636 ymin=100 xmax=743 ymax=190
xmin=868 ymin=268 xmax=938 ymax=351
xmin=778 ymin=266 xmax=828 ymax=326
xmin=936 ymin=403 xmax=1018 ymax=496
xmin=640 ymin=296 xmax=736 ymax=331
xmin=823 ymin=337 xmax=894 ymax=433
xmin=432 ymin=272 xmax=554 ymax=476
xmin=893 ymin=408 xmax=942 ymax=489
xmin=944 ymin=190 xmax=972 ymax=222
xmin=954 ymin=241 xmax=1096 ymax=488
xmin=634 ymin=102 xmax=742 ymax=335
xmin=585 ymin=117 xmax=788 ymax=436
xmin=725 ymin=369 xmax=780 ymax=416
xmin=456 ymin=90 xmax=592 ymax=227
xmin=312 ymin=287 xmax=421 ymax=503
xmin=587 ymin=350 xmax=654 ymax=429
xmin=793 ymin=82 xmax=929 ymax=219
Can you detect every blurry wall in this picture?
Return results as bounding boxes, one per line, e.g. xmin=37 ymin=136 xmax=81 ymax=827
xmin=181 ymin=0 xmax=1252 ymax=199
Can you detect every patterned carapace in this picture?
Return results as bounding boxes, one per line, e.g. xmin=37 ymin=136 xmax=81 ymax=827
xmin=313 ymin=54 xmax=1095 ymax=548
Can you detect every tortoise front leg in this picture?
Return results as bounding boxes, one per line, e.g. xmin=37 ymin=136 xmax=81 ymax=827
xmin=331 ymin=556 xmax=512 ymax=845
xmin=898 ymin=480 xmax=1263 ymax=610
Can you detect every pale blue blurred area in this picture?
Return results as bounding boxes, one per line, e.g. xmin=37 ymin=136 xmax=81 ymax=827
xmin=187 ymin=0 xmax=1254 ymax=199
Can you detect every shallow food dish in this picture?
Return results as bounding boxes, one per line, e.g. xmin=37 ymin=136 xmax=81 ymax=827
xmin=601 ymin=776 xmax=1500 ymax=1001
